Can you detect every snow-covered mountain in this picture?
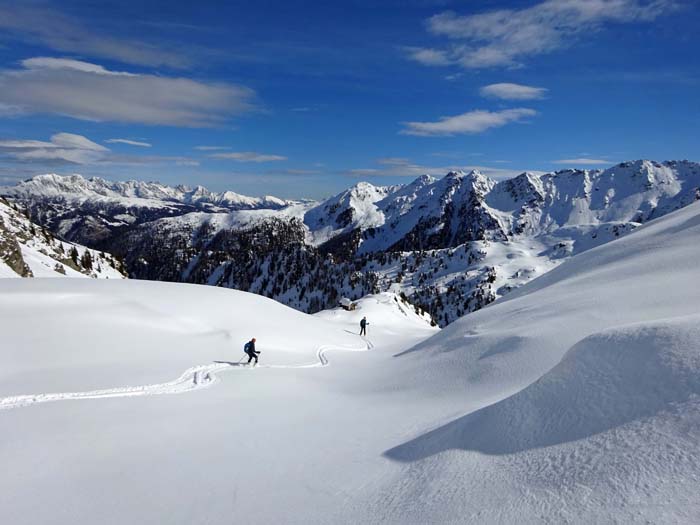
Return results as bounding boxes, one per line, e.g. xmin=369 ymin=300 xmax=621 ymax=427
xmin=4 ymin=173 xmax=289 ymax=209
xmin=1 ymin=174 xmax=290 ymax=243
xmin=2 ymin=198 xmax=699 ymax=523
xmin=309 ymin=159 xmax=700 ymax=254
xmin=3 ymin=160 xmax=699 ymax=325
xmin=304 ymin=181 xmax=401 ymax=244
xmin=0 ymin=197 xmax=126 ymax=278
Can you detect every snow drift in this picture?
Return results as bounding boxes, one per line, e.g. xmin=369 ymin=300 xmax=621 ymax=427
xmin=388 ymin=317 xmax=700 ymax=458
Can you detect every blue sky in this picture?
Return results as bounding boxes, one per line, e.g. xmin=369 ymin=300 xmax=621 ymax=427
xmin=0 ymin=0 xmax=697 ymax=199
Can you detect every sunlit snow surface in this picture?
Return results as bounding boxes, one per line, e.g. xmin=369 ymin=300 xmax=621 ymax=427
xmin=1 ymin=201 xmax=700 ymax=523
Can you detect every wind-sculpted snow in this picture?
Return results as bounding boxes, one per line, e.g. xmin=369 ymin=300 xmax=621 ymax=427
xmin=387 ymin=317 xmax=700 ymax=459
xmin=356 ymin=202 xmax=700 ymax=524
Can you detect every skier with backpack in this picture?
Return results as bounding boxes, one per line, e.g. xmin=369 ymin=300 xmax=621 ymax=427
xmin=359 ymin=317 xmax=368 ymax=336
xmin=244 ymin=337 xmax=260 ymax=365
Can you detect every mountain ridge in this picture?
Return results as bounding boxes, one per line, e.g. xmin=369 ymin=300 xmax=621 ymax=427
xmin=0 ymin=196 xmax=127 ymax=278
xmin=2 ymin=159 xmax=698 ymax=326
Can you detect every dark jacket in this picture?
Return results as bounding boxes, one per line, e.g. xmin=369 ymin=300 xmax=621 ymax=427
xmin=360 ymin=319 xmax=367 ymax=328
xmin=244 ymin=340 xmax=257 ymax=354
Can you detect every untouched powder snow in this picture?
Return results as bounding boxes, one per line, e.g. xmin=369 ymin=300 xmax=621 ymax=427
xmin=365 ymin=201 xmax=700 ymax=523
xmin=2 ymin=201 xmax=700 ymax=523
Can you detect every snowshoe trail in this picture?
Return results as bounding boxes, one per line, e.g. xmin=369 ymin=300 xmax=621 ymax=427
xmin=0 ymin=340 xmax=372 ymax=411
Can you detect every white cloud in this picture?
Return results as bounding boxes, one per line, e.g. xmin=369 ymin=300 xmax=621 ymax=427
xmin=50 ymin=133 xmax=109 ymax=151
xmin=409 ymin=0 xmax=676 ymax=69
xmin=404 ymin=47 xmax=452 ymax=66
xmin=344 ymin=157 xmax=533 ymax=180
xmin=282 ymin=169 xmax=321 ymax=175
xmin=0 ymin=5 xmax=190 ymax=68
xmin=195 ymin=146 xmax=231 ymax=151
xmin=101 ymin=153 xmax=200 ymax=167
xmin=0 ymin=132 xmax=202 ymax=167
xmin=553 ymin=158 xmax=611 ymax=165
xmin=480 ymin=83 xmax=547 ymax=100
xmin=0 ymin=58 xmax=256 ymax=126
xmin=210 ymin=152 xmax=288 ymax=162
xmin=20 ymin=57 xmax=134 ymax=76
xmin=400 ymin=108 xmax=537 ymax=136
xmin=0 ymin=132 xmax=109 ymax=164
xmin=444 ymin=73 xmax=463 ymax=81
xmin=106 ymin=139 xmax=152 ymax=147
xmin=377 ymin=157 xmax=412 ymax=166
xmin=347 ymin=168 xmax=382 ymax=176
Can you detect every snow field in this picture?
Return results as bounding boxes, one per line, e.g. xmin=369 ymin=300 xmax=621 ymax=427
xmin=1 ymin=200 xmax=700 ymax=523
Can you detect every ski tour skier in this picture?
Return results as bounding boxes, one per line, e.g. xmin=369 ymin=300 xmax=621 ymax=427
xmin=360 ymin=316 xmax=368 ymax=336
xmin=244 ymin=337 xmax=260 ymax=365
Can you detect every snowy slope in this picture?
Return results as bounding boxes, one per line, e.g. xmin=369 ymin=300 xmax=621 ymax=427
xmin=0 ymin=197 xmax=126 ymax=278
xmin=314 ymin=289 xmax=436 ymax=332
xmin=0 ymin=280 xmax=373 ymax=396
xmin=0 ymin=278 xmax=438 ymax=525
xmin=367 ymin=200 xmax=700 ymax=523
xmin=1 ymin=201 xmax=699 ymax=523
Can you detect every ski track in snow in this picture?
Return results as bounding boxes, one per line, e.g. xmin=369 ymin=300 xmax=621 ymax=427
xmin=0 ymin=339 xmax=372 ymax=411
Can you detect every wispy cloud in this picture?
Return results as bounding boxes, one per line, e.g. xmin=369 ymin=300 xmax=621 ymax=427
xmin=444 ymin=73 xmax=463 ymax=81
xmin=106 ymin=138 xmax=152 ymax=147
xmin=0 ymin=132 xmax=201 ymax=167
xmin=210 ymin=152 xmax=288 ymax=162
xmin=195 ymin=146 xmax=231 ymax=151
xmin=553 ymin=158 xmax=612 ymax=165
xmin=347 ymin=168 xmax=382 ymax=176
xmin=344 ymin=157 xmax=533 ymax=180
xmin=0 ymin=5 xmax=190 ymax=68
xmin=283 ymin=168 xmax=320 ymax=175
xmin=0 ymin=132 xmax=109 ymax=164
xmin=400 ymin=108 xmax=536 ymax=136
xmin=290 ymin=104 xmax=327 ymax=113
xmin=377 ymin=157 xmax=412 ymax=166
xmin=404 ymin=46 xmax=452 ymax=66
xmin=408 ymin=0 xmax=676 ymax=69
xmin=480 ymin=83 xmax=547 ymax=100
xmin=429 ymin=151 xmax=479 ymax=159
xmin=101 ymin=154 xmax=200 ymax=167
xmin=0 ymin=58 xmax=256 ymax=127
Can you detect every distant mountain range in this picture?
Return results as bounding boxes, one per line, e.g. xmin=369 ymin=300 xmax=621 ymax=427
xmin=2 ymin=159 xmax=699 ymax=325
xmin=3 ymin=173 xmax=289 ymax=243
